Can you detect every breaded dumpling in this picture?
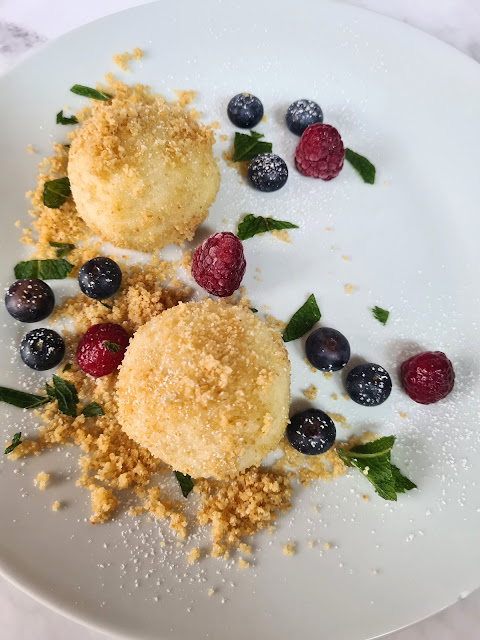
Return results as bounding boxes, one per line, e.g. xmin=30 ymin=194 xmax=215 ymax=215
xmin=68 ymin=92 xmax=220 ymax=252
xmin=116 ymin=299 xmax=290 ymax=479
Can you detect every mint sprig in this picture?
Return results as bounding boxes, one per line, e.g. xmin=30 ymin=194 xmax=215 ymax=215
xmin=372 ymin=306 xmax=389 ymax=325
xmin=5 ymin=432 xmax=22 ymax=455
xmin=82 ymin=402 xmax=105 ymax=417
xmin=52 ymin=375 xmax=78 ymax=417
xmin=0 ymin=387 xmax=50 ymax=409
xmin=43 ymin=177 xmax=71 ymax=208
xmin=70 ymin=85 xmax=112 ymax=101
xmin=174 ymin=471 xmax=194 ymax=498
xmin=14 ymin=258 xmax=73 ymax=280
xmin=345 ymin=148 xmax=376 ymax=184
xmin=56 ymin=110 xmax=78 ymax=125
xmin=49 ymin=241 xmax=75 ymax=258
xmin=237 ymin=214 xmax=299 ymax=241
xmin=233 ymin=131 xmax=272 ymax=162
xmin=337 ymin=436 xmax=416 ymax=501
xmin=282 ymin=294 xmax=321 ymax=343
xmin=104 ymin=341 xmax=120 ymax=353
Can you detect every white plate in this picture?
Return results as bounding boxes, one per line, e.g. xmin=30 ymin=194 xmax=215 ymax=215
xmin=1 ymin=2 xmax=479 ymax=639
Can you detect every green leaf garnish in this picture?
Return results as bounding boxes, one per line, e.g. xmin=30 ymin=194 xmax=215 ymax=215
xmin=104 ymin=341 xmax=120 ymax=353
xmin=174 ymin=471 xmax=194 ymax=498
xmin=49 ymin=241 xmax=75 ymax=258
xmin=345 ymin=148 xmax=376 ymax=184
xmin=100 ymin=301 xmax=113 ymax=310
xmin=43 ymin=177 xmax=71 ymax=208
xmin=5 ymin=432 xmax=22 ymax=455
xmin=45 ymin=383 xmax=55 ymax=398
xmin=282 ymin=294 xmax=321 ymax=343
xmin=0 ymin=387 xmax=50 ymax=409
xmin=14 ymin=258 xmax=73 ymax=280
xmin=237 ymin=214 xmax=299 ymax=241
xmin=62 ymin=363 xmax=72 ymax=372
xmin=250 ymin=308 xmax=258 ymax=313
xmin=56 ymin=110 xmax=78 ymax=125
xmin=337 ymin=436 xmax=416 ymax=501
xmin=70 ymin=85 xmax=112 ymax=101
xmin=372 ymin=306 xmax=389 ymax=326
xmin=82 ymin=402 xmax=105 ymax=417
xmin=52 ymin=375 xmax=78 ymax=418
xmin=232 ymin=131 xmax=272 ymax=162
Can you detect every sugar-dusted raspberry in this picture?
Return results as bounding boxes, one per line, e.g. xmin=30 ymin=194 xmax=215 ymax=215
xmin=191 ymin=232 xmax=246 ymax=297
xmin=77 ymin=323 xmax=129 ymax=378
xmin=295 ymin=123 xmax=344 ymax=180
xmin=400 ymin=351 xmax=455 ymax=404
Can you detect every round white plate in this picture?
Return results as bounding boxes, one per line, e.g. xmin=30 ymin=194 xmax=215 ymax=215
xmin=1 ymin=2 xmax=479 ymax=639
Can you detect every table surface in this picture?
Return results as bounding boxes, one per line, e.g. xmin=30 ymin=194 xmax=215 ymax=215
xmin=0 ymin=0 xmax=479 ymax=638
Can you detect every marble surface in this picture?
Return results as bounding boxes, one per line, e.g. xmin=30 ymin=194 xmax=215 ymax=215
xmin=0 ymin=0 xmax=479 ymax=638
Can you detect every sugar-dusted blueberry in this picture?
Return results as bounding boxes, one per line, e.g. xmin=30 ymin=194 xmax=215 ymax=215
xmin=286 ymin=99 xmax=323 ymax=136
xmin=287 ymin=408 xmax=336 ymax=455
xmin=227 ymin=93 xmax=264 ymax=128
xmin=346 ymin=363 xmax=392 ymax=406
xmin=248 ymin=153 xmax=288 ymax=192
xmin=5 ymin=279 xmax=55 ymax=323
xmin=78 ymin=257 xmax=122 ymax=300
xmin=305 ymin=327 xmax=350 ymax=372
xmin=20 ymin=328 xmax=65 ymax=371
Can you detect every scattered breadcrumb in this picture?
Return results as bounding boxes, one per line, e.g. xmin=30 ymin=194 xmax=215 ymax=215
xmin=362 ymin=494 xmax=369 ymax=502
xmin=399 ymin=412 xmax=407 ymax=419
xmin=112 ymin=47 xmax=143 ymax=71
xmin=52 ymin=501 xmax=61 ymax=512
xmin=371 ymin=569 xmax=378 ymax=575
xmin=344 ymin=284 xmax=354 ymax=295
xmin=174 ymin=89 xmax=196 ymax=107
xmin=209 ymin=120 xmax=221 ymax=130
xmin=187 ymin=547 xmax=201 ymax=564
xmin=220 ymin=134 xmax=228 ymax=142
xmin=265 ymin=315 xmax=286 ymax=332
xmin=271 ymin=229 xmax=290 ymax=243
xmin=331 ymin=393 xmax=338 ymax=401
xmin=26 ymin=144 xmax=34 ymax=154
xmin=283 ymin=542 xmax=295 ymax=556
xmin=341 ymin=393 xmax=350 ymax=401
xmin=90 ymin=487 xmax=118 ymax=524
xmin=302 ymin=385 xmax=317 ymax=401
xmin=341 ymin=255 xmax=350 ymax=261
xmin=312 ymin=504 xmax=318 ymax=513
xmin=33 ymin=471 xmax=50 ymax=490
xmin=323 ymin=542 xmax=331 ymax=550
xmin=307 ymin=540 xmax=314 ymax=548
xmin=207 ymin=588 xmax=215 ymax=596
xmin=238 ymin=558 xmax=250 ymax=569
xmin=323 ymin=372 xmax=332 ymax=380
xmin=325 ymin=227 xmax=333 ymax=231
xmin=303 ymin=358 xmax=317 ymax=374
xmin=261 ymin=114 xmax=267 ymax=123
xmin=327 ymin=412 xmax=350 ymax=429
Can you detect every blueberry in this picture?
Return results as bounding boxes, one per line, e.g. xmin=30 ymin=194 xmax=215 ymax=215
xmin=78 ymin=257 xmax=122 ymax=300
xmin=248 ymin=153 xmax=288 ymax=192
xmin=5 ymin=279 xmax=55 ymax=323
xmin=20 ymin=328 xmax=65 ymax=371
xmin=227 ymin=93 xmax=264 ymax=128
xmin=287 ymin=408 xmax=336 ymax=455
xmin=286 ymin=99 xmax=323 ymax=136
xmin=346 ymin=363 xmax=392 ymax=406
xmin=305 ymin=327 xmax=350 ymax=372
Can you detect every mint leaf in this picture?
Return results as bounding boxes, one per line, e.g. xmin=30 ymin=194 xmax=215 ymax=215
xmin=14 ymin=258 xmax=73 ymax=280
xmin=372 ymin=306 xmax=389 ymax=326
xmin=345 ymin=148 xmax=376 ymax=184
xmin=100 ymin=301 xmax=113 ymax=310
xmin=282 ymin=294 xmax=320 ymax=343
xmin=56 ymin=110 xmax=78 ymax=125
xmin=237 ymin=214 xmax=299 ymax=241
xmin=391 ymin=464 xmax=417 ymax=493
xmin=49 ymin=241 xmax=75 ymax=258
xmin=43 ymin=177 xmax=71 ymax=208
xmin=5 ymin=432 xmax=22 ymax=455
xmin=62 ymin=363 xmax=72 ymax=372
xmin=82 ymin=402 xmax=105 ymax=417
xmin=174 ymin=471 xmax=194 ymax=498
xmin=232 ymin=131 xmax=272 ymax=162
xmin=104 ymin=341 xmax=120 ymax=353
xmin=250 ymin=308 xmax=258 ymax=313
xmin=70 ymin=85 xmax=112 ymax=101
xmin=337 ymin=436 xmax=416 ymax=501
xmin=0 ymin=387 xmax=50 ymax=409
xmin=45 ymin=383 xmax=55 ymax=398
xmin=52 ymin=375 xmax=78 ymax=417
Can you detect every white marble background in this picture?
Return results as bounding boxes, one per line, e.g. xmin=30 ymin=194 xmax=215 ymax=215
xmin=0 ymin=0 xmax=479 ymax=638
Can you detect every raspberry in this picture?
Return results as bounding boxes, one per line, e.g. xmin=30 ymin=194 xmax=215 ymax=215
xmin=191 ymin=232 xmax=246 ymax=297
xmin=400 ymin=351 xmax=455 ymax=405
xmin=77 ymin=323 xmax=129 ymax=378
xmin=295 ymin=123 xmax=344 ymax=180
